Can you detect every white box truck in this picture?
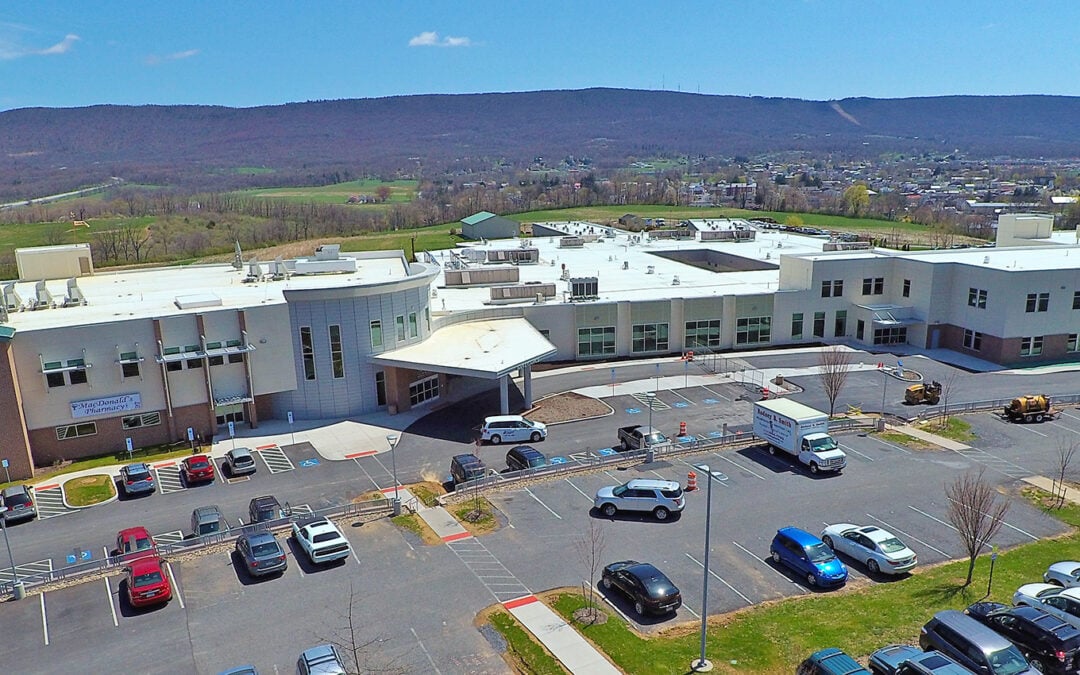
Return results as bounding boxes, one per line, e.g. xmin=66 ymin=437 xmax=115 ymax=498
xmin=752 ymin=399 xmax=846 ymax=474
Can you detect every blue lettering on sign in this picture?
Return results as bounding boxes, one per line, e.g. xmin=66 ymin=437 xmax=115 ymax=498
xmin=549 ymin=457 xmax=567 ymax=465
xmin=626 ymin=408 xmax=641 ymax=414
xmin=674 ymin=401 xmax=690 ymax=408
xmin=298 ymin=458 xmax=320 ymax=467
xmin=703 ymin=398 xmax=719 ymax=404
xmin=707 ymin=431 xmax=723 ymax=438
xmin=66 ymin=553 xmax=77 ymax=564
xmin=597 ymin=448 xmax=617 ymax=456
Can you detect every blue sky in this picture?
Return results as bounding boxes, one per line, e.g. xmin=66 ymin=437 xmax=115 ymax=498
xmin=2 ymin=2 xmax=1079 ymax=111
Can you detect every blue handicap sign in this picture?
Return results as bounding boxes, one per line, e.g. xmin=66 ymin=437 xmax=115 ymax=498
xmin=597 ymin=448 xmax=617 ymax=456
xmin=66 ymin=553 xmax=77 ymax=564
xmin=678 ymin=435 xmax=695 ymax=443
xmin=298 ymin=458 xmax=320 ymax=467
xmin=703 ymin=398 xmax=719 ymax=404
xmin=549 ymin=456 xmax=568 ymax=465
xmin=673 ymin=401 xmax=690 ymax=408
xmin=625 ymin=407 xmax=642 ymax=414
xmin=80 ymin=549 xmax=91 ymax=561
xmin=707 ymin=430 xmax=723 ymax=438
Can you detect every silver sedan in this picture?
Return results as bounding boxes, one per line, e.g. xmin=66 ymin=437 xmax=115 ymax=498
xmin=821 ymin=523 xmax=917 ymax=575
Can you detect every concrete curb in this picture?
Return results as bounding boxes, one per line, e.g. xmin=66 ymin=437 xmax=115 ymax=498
xmin=58 ymin=473 xmax=118 ymax=509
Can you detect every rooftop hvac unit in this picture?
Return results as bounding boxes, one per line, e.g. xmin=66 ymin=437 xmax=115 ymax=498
xmin=646 ymin=265 xmax=655 ymax=274
xmin=569 ymin=277 xmax=598 ymax=301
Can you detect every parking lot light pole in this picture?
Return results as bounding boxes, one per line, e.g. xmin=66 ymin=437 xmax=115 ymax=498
xmin=386 ymin=434 xmax=400 ymax=516
xmin=691 ymin=464 xmax=714 ymax=672
xmin=0 ymin=507 xmax=20 ymax=600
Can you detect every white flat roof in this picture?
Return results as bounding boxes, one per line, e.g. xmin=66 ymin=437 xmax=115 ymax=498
xmin=2 ymin=252 xmax=412 ymax=331
xmin=793 ymin=242 xmax=1080 ymax=272
xmin=369 ymin=318 xmax=555 ymax=378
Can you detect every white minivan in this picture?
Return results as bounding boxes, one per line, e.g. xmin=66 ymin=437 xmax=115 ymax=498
xmin=480 ymin=415 xmax=547 ymax=444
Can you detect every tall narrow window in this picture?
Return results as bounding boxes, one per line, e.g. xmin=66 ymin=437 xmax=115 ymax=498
xmin=833 ymin=310 xmax=847 ymax=337
xmin=395 ymin=315 xmax=406 ymax=342
xmin=328 ymin=325 xmax=344 ymax=379
xmin=370 ymin=320 xmax=383 ymax=348
xmin=408 ymin=312 xmax=418 ymax=338
xmin=300 ymin=326 xmax=316 ymax=380
xmin=375 ymin=371 xmax=387 ymax=406
xmin=791 ymin=313 xmax=804 ymax=339
xmin=812 ymin=312 xmax=825 ymax=338
xmin=902 ymin=279 xmax=911 ymax=298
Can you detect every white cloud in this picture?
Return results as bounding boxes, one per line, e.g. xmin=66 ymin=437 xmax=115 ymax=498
xmin=145 ymin=48 xmax=200 ymax=66
xmin=0 ymin=33 xmax=79 ymax=60
xmin=408 ymin=31 xmax=472 ymax=48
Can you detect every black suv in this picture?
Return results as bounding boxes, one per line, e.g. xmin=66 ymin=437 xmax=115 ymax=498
xmin=966 ymin=601 xmax=1080 ymax=674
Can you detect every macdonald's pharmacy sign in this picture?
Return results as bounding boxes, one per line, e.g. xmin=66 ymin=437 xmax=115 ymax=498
xmin=70 ymin=393 xmax=142 ymax=419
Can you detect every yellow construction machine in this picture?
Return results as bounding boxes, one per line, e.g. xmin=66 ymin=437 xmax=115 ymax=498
xmin=1003 ymin=394 xmax=1054 ymax=423
xmin=904 ymin=381 xmax=941 ymax=405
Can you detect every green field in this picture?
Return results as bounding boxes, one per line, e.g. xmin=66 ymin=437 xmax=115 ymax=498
xmin=0 ymin=216 xmax=155 ymax=252
xmin=236 ymin=179 xmax=418 ymax=205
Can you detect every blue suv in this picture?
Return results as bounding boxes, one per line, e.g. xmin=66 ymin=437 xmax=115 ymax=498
xmin=770 ymin=526 xmax=848 ymax=588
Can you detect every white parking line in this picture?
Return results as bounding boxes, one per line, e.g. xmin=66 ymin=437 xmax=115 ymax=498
xmin=603 ymin=470 xmax=621 ymax=482
xmin=351 ymin=546 xmax=362 ymax=565
xmin=711 ymin=452 xmax=767 ymax=481
xmin=410 ymin=627 xmax=443 ymax=675
xmin=864 ymin=513 xmax=949 ymax=557
xmin=670 ymin=390 xmax=695 ymax=405
xmin=684 ymin=552 xmax=753 ymax=604
xmin=104 ymin=577 xmax=118 ymax=627
xmin=840 ymin=444 xmax=874 ymax=462
xmin=1013 ymin=424 xmax=1048 ymax=437
xmin=524 ymin=487 xmax=562 ymax=519
xmin=1062 ymin=410 xmax=1080 ymax=423
xmin=944 ymin=497 xmax=1039 ymax=541
xmin=698 ymin=385 xmax=731 ymax=401
xmin=732 ymin=540 xmax=798 ymax=585
xmin=907 ymin=505 xmax=959 ymax=534
xmin=353 ymin=460 xmax=383 ymax=491
xmin=164 ymin=561 xmax=185 ymax=609
xmin=649 ymin=470 xmax=667 ymax=479
xmin=681 ymin=602 xmax=700 ymax=618
xmin=564 ymin=478 xmax=592 ymax=501
xmin=678 ymin=459 xmax=730 ymax=487
xmin=598 ymin=584 xmax=635 ymax=624
xmin=1048 ymin=421 xmax=1080 ymax=436
xmin=866 ymin=436 xmax=911 ymax=454
xmin=40 ymin=592 xmax=49 ymax=645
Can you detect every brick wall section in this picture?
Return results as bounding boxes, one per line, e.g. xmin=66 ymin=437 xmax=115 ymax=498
xmin=0 ymin=341 xmax=35 ymax=480
xmin=930 ymin=323 xmax=1079 ymax=367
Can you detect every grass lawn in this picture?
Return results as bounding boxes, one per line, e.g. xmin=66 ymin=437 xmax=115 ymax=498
xmin=539 ymin=490 xmax=1080 ymax=674
xmin=916 ymin=416 xmax=976 ymax=443
xmin=873 ymin=430 xmax=937 ymax=451
xmin=236 ymin=179 xmax=418 ymax=205
xmin=452 ymin=497 xmax=499 ymax=536
xmin=390 ymin=513 xmax=442 ymax=546
xmin=62 ymin=474 xmax=116 ymax=506
xmin=486 ymin=610 xmax=568 ymax=675
xmin=0 ymin=445 xmax=195 ymax=493
xmin=407 ymin=481 xmax=445 ymax=508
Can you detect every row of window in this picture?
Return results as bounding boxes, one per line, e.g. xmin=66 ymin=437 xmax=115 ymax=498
xmin=578 ymin=319 xmax=762 ymax=355
xmin=820 ymin=277 xmax=900 ymax=298
xmin=56 ymin=412 xmax=162 ymax=441
xmin=165 ymin=353 xmax=244 ymax=373
xmin=963 ymin=330 xmax=1080 ymax=357
xmin=301 ymin=312 xmax=428 ymax=382
xmin=969 ymin=289 xmax=1080 ymax=312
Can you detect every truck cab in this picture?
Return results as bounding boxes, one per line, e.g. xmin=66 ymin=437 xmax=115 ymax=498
xmin=617 ymin=425 xmax=668 ymax=451
xmin=801 ymin=433 xmax=846 ymax=474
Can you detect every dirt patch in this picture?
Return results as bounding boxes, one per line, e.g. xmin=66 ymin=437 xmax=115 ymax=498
xmin=527 ymin=392 xmax=611 ymax=425
xmin=451 ymin=497 xmax=501 ymax=536
xmin=391 ymin=513 xmax=442 ymax=545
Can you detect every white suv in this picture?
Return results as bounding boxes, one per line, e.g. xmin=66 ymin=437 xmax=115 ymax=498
xmin=593 ymin=479 xmax=685 ymax=520
xmin=480 ymin=415 xmax=547 ymax=445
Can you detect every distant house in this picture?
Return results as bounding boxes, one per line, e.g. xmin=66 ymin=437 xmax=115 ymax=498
xmin=618 ymin=214 xmax=643 ymax=229
xmin=461 ymin=212 xmax=519 ymax=241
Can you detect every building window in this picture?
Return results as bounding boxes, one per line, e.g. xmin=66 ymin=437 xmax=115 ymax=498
xmin=833 ymin=310 xmax=847 ymax=338
xmin=963 ymin=329 xmax=983 ymax=351
xmin=215 ymin=409 xmax=245 ymax=426
xmin=208 ymin=355 xmax=225 ymax=367
xmin=300 ymin=326 xmax=316 ymax=380
xmin=122 ymin=412 xmax=161 ymax=430
xmin=902 ymin=279 xmax=911 ymax=298
xmin=370 ymin=320 xmax=383 ymax=349
xmin=121 ymin=362 xmax=141 ymax=377
xmin=968 ymin=288 xmax=988 ymax=309
xmin=735 ymin=316 xmax=771 ymax=345
xmin=632 ymin=323 xmax=669 ymax=353
xmin=329 ymin=325 xmax=344 ymax=379
xmin=791 ymin=313 xmax=804 ymax=340
xmin=1020 ymin=336 xmax=1043 ymax=357
xmin=1026 ymin=293 xmax=1049 ymax=313
xmin=395 ymin=315 xmax=406 ymax=342
xmin=1074 ymin=291 xmax=1080 ymax=310
xmin=862 ymin=277 xmax=884 ymax=295
xmin=812 ymin=311 xmax=826 ymax=338
xmin=577 ymin=327 xmax=616 ymax=356
xmin=166 ymin=361 xmax=183 ymax=373
xmin=408 ymin=312 xmax=418 ymax=338
xmin=685 ymin=320 xmax=721 ymax=349
xmin=873 ymin=327 xmax=907 ymax=345
xmin=227 ymin=353 xmax=244 ymax=364
xmin=184 ymin=344 xmax=202 ymax=369
xmin=375 ymin=371 xmax=387 ymax=406
xmin=68 ymin=367 xmax=89 ymax=384
xmin=45 ymin=358 xmax=90 ymax=386
xmin=821 ymin=280 xmax=843 ymax=298
xmin=56 ymin=422 xmax=97 ymax=440
xmin=186 ymin=358 xmax=203 ymax=370
xmin=1068 ymin=334 xmax=1079 ymax=353
xmin=425 ymin=308 xmax=431 ymax=332
xmin=408 ymin=375 xmax=439 ymax=406
xmin=46 ymin=371 xmax=66 ymax=387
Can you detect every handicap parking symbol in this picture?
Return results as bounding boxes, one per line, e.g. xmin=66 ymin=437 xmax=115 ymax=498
xmin=66 ymin=553 xmax=76 ymax=564
xmin=673 ymin=401 xmax=690 ymax=408
xmin=298 ymin=458 xmax=320 ymax=468
xmin=678 ymin=435 xmax=695 ymax=443
xmin=703 ymin=398 xmax=719 ymax=404
xmin=549 ymin=456 xmax=568 ymax=465
xmin=625 ymin=407 xmax=642 ymax=414
xmin=597 ymin=448 xmax=617 ymax=456
xmin=707 ymin=430 xmax=723 ymax=438
xmin=66 ymin=549 xmax=92 ymax=564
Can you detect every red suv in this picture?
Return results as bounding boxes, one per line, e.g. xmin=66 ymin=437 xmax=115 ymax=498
xmin=181 ymin=455 xmax=216 ymax=484
xmin=116 ymin=526 xmax=157 ymax=561
xmin=125 ymin=557 xmax=172 ymax=608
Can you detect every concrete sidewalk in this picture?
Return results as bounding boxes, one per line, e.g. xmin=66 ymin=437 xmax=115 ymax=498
xmin=407 ymin=492 xmax=619 ymax=673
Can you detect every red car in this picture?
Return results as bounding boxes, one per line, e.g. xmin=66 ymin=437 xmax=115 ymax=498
xmin=125 ymin=557 xmax=172 ymax=608
xmin=116 ymin=526 xmax=157 ymax=561
xmin=181 ymin=455 xmax=216 ymax=484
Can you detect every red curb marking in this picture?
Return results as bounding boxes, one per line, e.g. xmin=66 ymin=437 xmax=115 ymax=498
xmin=152 ymin=461 xmax=177 ymax=468
xmin=502 ymin=595 xmax=539 ymax=610
xmin=441 ymin=531 xmax=472 ymax=543
xmin=380 ymin=486 xmax=398 ymax=494
xmin=345 ymin=450 xmax=378 ymax=459
xmin=36 ymin=483 xmax=59 ymax=490
xmin=255 ymin=444 xmax=277 ymax=450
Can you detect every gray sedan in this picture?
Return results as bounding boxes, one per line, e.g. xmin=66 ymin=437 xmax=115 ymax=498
xmin=234 ymin=532 xmax=287 ymax=577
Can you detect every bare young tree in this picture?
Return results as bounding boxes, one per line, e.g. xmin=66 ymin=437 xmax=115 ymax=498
xmin=937 ymin=370 xmax=963 ymax=429
xmin=946 ymin=468 xmax=1010 ymax=586
xmin=316 ymin=581 xmax=408 ymax=675
xmin=1052 ymin=438 xmax=1078 ymax=509
xmin=818 ymin=346 xmax=854 ymax=417
xmin=574 ymin=517 xmax=606 ymax=624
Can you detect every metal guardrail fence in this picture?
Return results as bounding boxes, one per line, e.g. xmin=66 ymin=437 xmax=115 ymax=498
xmin=1 ymin=498 xmax=392 ymax=598
xmin=912 ymin=394 xmax=1080 ymax=422
xmin=448 ymin=418 xmax=878 ymax=498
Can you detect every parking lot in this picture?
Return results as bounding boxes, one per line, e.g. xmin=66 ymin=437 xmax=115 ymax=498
xmin=1 ymin=356 xmax=1079 ymax=672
